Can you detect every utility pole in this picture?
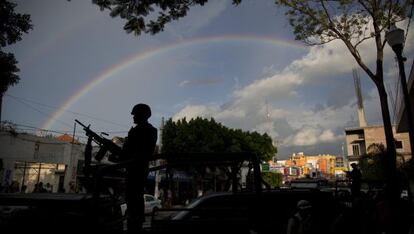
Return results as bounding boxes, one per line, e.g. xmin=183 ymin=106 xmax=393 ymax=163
xmin=72 ymin=121 xmax=77 ymax=144
xmin=154 ymin=117 xmax=164 ymax=199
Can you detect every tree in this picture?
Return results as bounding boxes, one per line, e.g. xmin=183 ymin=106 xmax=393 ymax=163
xmin=92 ymin=0 xmax=241 ymax=35
xmin=276 ymin=0 xmax=411 ymax=199
xmin=0 ymin=0 xmax=32 ymax=121
xmin=161 ymin=117 xmax=276 ymax=194
xmin=261 ymin=171 xmax=283 ymax=188
xmin=358 ymin=143 xmax=387 ymax=186
xmin=161 ymin=117 xmax=277 ymax=162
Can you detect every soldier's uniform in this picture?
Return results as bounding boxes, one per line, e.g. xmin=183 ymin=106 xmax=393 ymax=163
xmin=121 ymin=105 xmax=157 ymax=233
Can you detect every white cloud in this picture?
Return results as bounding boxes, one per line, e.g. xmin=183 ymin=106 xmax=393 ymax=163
xmin=173 ymin=104 xmax=219 ymax=121
xmin=283 ymin=126 xmax=341 ymax=147
xmin=171 ymin=19 xmax=414 ymax=157
xmin=233 ymin=72 xmax=302 ymax=103
xmin=253 ymin=121 xmax=280 ymax=139
xmin=171 ymin=42 xmax=357 ymax=154
xmin=178 ymin=80 xmax=190 ymax=87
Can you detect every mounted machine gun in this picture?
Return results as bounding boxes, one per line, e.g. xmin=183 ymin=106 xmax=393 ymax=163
xmin=75 ymin=119 xmax=122 ymax=174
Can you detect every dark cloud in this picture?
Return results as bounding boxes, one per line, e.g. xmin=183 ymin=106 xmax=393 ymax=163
xmin=277 ymin=137 xmax=344 ymax=159
xmin=326 ymin=81 xmax=355 ymax=109
xmin=312 ymin=103 xmax=325 ymax=112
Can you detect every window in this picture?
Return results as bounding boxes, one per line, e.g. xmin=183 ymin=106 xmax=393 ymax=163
xmin=352 ymin=144 xmax=360 ymax=156
xmin=145 ymin=195 xmax=155 ymax=202
xmin=395 ymin=140 xmax=403 ymax=152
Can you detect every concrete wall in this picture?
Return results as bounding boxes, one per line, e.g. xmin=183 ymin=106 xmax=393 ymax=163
xmin=345 ymin=126 xmax=412 ymax=164
xmin=0 ymin=130 xmax=84 ymax=192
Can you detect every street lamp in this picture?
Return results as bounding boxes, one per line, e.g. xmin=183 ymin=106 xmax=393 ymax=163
xmin=386 ymin=24 xmax=414 ymax=159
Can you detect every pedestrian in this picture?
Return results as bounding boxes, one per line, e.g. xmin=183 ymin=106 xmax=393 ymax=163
xmin=45 ymin=182 xmax=53 ymax=193
xmin=69 ymin=181 xmax=77 ymax=193
xmin=37 ymin=182 xmax=47 ymax=193
xmin=348 ymin=163 xmax=362 ymax=196
xmin=286 ymin=200 xmax=315 ymax=234
xmin=158 ymin=188 xmax=164 ymax=205
xmin=120 ymin=103 xmax=157 ymax=233
xmin=20 ymin=185 xmax=27 ymax=193
xmin=165 ymin=188 xmax=173 ymax=208
xmin=32 ymin=183 xmax=39 ymax=193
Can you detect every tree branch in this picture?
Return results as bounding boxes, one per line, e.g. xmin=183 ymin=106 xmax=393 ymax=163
xmin=358 ymin=0 xmax=374 ymax=17
xmin=354 ymin=35 xmax=375 ymax=48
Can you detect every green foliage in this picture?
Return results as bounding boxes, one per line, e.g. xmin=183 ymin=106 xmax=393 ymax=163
xmin=0 ymin=51 xmax=19 ymax=94
xmin=161 ymin=117 xmax=277 ymax=162
xmin=358 ymin=143 xmax=387 ymax=183
xmin=0 ymin=51 xmax=19 ymax=95
xmin=92 ymin=0 xmax=242 ymax=36
xmin=276 ymin=0 xmax=410 ymax=46
xmin=0 ymin=0 xmax=32 ymax=97
xmin=0 ymin=0 xmax=32 ymax=47
xmin=261 ymin=171 xmax=283 ymax=188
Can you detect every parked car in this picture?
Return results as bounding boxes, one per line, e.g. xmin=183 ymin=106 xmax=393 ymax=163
xmin=151 ymin=189 xmax=340 ymax=234
xmin=144 ymin=194 xmax=162 ymax=214
xmin=120 ymin=194 xmax=162 ymax=216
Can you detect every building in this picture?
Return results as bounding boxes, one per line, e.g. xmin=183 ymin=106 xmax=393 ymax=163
xmin=345 ymin=125 xmax=411 ymax=164
xmin=345 ymin=65 xmax=412 ymax=165
xmin=395 ymin=61 xmax=413 ymax=163
xmin=396 ymin=61 xmax=414 ymax=135
xmin=280 ymin=152 xmax=338 ymax=180
xmin=334 ymin=156 xmax=347 ymax=179
xmin=0 ymin=129 xmax=84 ymax=193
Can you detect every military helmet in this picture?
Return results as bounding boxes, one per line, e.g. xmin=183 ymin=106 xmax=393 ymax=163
xmin=297 ymin=200 xmax=312 ymax=210
xmin=131 ymin=103 xmax=151 ymax=119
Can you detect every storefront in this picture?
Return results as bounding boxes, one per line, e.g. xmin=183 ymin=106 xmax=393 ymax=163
xmin=0 ymin=130 xmax=84 ymax=193
xmin=13 ymin=162 xmax=66 ymax=193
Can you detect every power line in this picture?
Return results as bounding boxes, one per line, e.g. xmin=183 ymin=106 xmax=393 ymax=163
xmin=7 ymin=95 xmax=73 ymax=128
xmin=0 ymin=122 xmax=89 ymax=141
xmin=1 ymin=121 xmax=128 ymax=141
xmin=6 ymin=94 xmax=129 ymax=128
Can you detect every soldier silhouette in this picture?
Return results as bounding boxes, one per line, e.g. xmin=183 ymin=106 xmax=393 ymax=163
xmin=349 ymin=163 xmax=362 ymax=196
xmin=121 ymin=103 xmax=157 ymax=233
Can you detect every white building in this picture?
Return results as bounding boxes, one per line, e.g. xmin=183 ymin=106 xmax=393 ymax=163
xmin=0 ymin=130 xmax=84 ymax=193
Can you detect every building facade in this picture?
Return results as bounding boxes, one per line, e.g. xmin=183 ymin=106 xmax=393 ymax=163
xmin=0 ymin=130 xmax=84 ymax=193
xmin=345 ymin=125 xmax=411 ymax=164
xmin=273 ymin=152 xmax=342 ymax=181
xmin=396 ymin=61 xmax=414 ymax=134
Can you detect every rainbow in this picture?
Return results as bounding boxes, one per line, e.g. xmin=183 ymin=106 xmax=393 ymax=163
xmin=42 ymin=35 xmax=307 ymax=130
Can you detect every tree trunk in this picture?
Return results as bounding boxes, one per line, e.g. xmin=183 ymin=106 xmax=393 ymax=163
xmin=376 ymin=82 xmax=399 ymax=198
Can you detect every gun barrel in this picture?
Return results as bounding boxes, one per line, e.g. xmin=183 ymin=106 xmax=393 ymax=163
xmin=75 ymin=119 xmax=122 ymax=162
xmin=75 ymin=119 xmax=87 ymax=129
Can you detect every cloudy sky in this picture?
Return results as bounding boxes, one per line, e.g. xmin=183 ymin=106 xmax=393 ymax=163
xmin=3 ymin=0 xmax=414 ymax=159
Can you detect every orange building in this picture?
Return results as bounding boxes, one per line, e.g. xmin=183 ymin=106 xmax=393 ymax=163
xmin=285 ymin=153 xmax=336 ymax=178
xmin=286 ymin=152 xmax=307 ymax=167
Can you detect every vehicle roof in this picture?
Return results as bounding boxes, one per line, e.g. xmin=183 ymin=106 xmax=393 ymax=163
xmin=171 ymin=189 xmax=337 ymax=220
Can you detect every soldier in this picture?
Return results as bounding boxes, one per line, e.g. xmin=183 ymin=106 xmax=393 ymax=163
xmin=287 ymin=200 xmax=315 ymax=234
xmin=349 ymin=163 xmax=362 ymax=196
xmin=121 ymin=103 xmax=157 ymax=233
